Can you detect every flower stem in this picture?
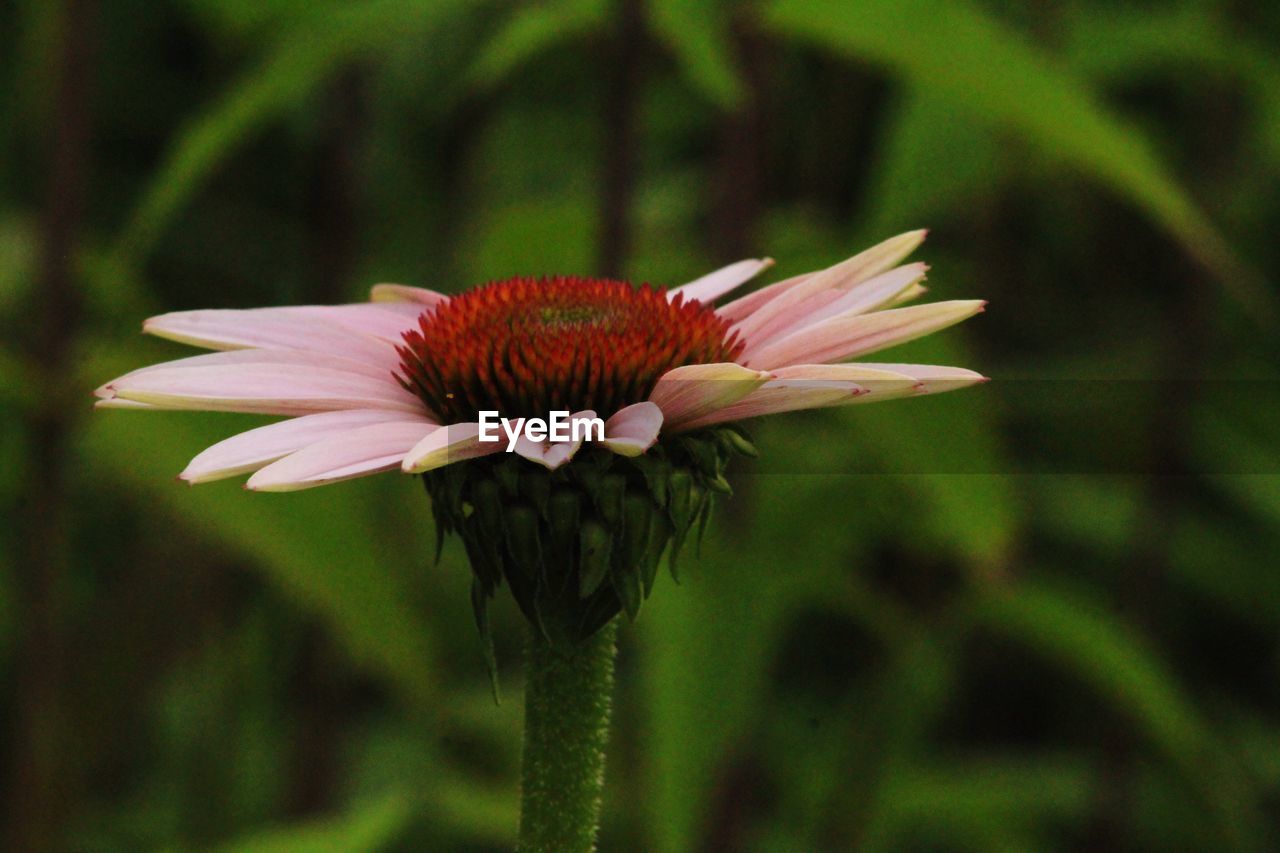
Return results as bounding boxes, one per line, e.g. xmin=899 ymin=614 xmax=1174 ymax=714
xmin=518 ymin=620 xmax=618 ymax=852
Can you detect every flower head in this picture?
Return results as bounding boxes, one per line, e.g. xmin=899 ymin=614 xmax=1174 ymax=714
xmin=98 ymin=231 xmax=985 ymax=645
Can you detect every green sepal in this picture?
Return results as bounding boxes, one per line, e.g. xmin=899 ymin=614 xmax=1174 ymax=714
xmin=717 ymin=425 xmax=759 ymax=458
xmin=470 ymin=577 xmax=500 ymax=704
xmin=596 ymin=472 xmax=627 ymax=527
xmin=503 ymin=503 xmax=542 ymax=579
xmin=547 ymin=487 xmax=581 ymax=568
xmin=520 ymin=467 xmax=551 ymax=518
xmin=578 ymin=520 xmax=612 ymax=598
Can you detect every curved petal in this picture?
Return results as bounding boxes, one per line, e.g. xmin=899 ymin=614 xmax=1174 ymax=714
xmin=402 ymin=422 xmax=504 ymax=473
xmin=848 ymin=362 xmax=988 ymax=393
xmin=741 ymin=262 xmax=928 ymax=353
xmin=743 ymin=300 xmax=986 ymax=370
xmin=369 ymin=283 xmax=449 ymax=308
xmin=98 ymin=348 xmax=397 ymax=399
xmin=512 ymin=410 xmax=599 ymax=470
xmin=648 ymin=363 xmax=773 ymax=428
xmin=728 ymin=230 xmax=928 ymax=339
xmin=105 ymin=363 xmax=423 ymax=416
xmin=669 ymin=258 xmax=773 ymax=305
xmin=246 ymin=420 xmax=438 ymax=491
xmin=285 ymin=303 xmax=427 ymax=340
xmin=181 ymin=409 xmax=435 ymax=484
xmin=143 ymin=308 xmax=400 ymax=366
xmin=600 ymin=401 xmax=663 ymax=457
xmin=673 ymin=380 xmax=863 ymax=431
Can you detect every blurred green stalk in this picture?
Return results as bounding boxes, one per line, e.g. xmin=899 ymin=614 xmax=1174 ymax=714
xmin=518 ymin=621 xmax=618 ymax=852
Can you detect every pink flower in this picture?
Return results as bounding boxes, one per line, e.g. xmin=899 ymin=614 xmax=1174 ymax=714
xmin=97 ymin=230 xmax=985 ymax=491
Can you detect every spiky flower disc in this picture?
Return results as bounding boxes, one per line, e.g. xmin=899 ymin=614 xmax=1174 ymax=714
xmin=396 ymin=276 xmax=743 ymax=422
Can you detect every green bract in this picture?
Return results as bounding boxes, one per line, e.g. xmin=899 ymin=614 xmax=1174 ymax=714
xmin=422 ymin=426 xmax=758 ymax=667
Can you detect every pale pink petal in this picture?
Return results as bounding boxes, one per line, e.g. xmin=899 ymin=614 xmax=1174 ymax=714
xmin=93 ymin=397 xmax=158 ymax=410
xmin=143 ymin=309 xmax=399 ymax=366
xmin=849 ymin=362 xmax=988 ymax=393
xmin=402 ymin=422 xmax=504 ymax=473
xmin=648 ymin=362 xmax=772 ymax=428
xmin=729 ymin=230 xmax=928 ymax=340
xmin=669 ymin=259 xmax=774 ymax=305
xmin=743 ymin=300 xmax=986 ymax=370
xmin=369 ymin=283 xmax=449 ymax=307
xmin=675 ymin=363 xmax=970 ymax=430
xmin=600 ymin=401 xmax=663 ymax=457
xmin=716 ymin=274 xmax=803 ymax=325
xmin=889 ymin=283 xmax=928 ymax=306
xmin=105 ymin=363 xmax=424 ymax=416
xmin=740 ymin=263 xmax=929 ymax=354
xmin=181 ymin=409 xmax=434 ymax=484
xmin=97 ymin=348 xmax=397 ymax=399
xmin=285 ymin=303 xmax=427 ymax=341
xmin=246 ymin=420 xmax=438 ymax=491
xmin=674 ymin=380 xmax=863 ymax=431
xmin=512 ymin=410 xmax=599 ymax=470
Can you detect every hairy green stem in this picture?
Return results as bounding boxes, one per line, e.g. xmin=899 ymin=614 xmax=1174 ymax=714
xmin=518 ymin=620 xmax=618 ymax=852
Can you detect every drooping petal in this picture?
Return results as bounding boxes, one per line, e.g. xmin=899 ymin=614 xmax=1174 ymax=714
xmin=97 ymin=348 xmax=397 ymax=399
xmin=740 ymin=262 xmax=929 ymax=353
xmin=743 ymin=300 xmax=986 ymax=370
xmin=600 ymin=401 xmax=663 ymax=457
xmin=850 ymin=362 xmax=988 ymax=393
xmin=669 ymin=258 xmax=773 ymax=305
xmin=674 ymin=363 xmax=975 ymax=430
xmin=285 ymin=303 xmax=427 ymax=340
xmin=246 ymin=420 xmax=439 ymax=492
xmin=143 ymin=308 xmax=401 ymax=366
xmin=105 ymin=363 xmax=423 ymax=415
xmin=673 ymin=379 xmax=864 ymax=431
xmin=369 ymin=283 xmax=450 ymax=308
xmin=512 ymin=410 xmax=599 ymax=470
xmin=180 ymin=409 xmax=435 ymax=484
xmin=648 ymin=362 xmax=773 ymax=428
xmin=722 ymin=229 xmax=927 ymax=332
xmin=402 ymin=422 xmax=504 ymax=473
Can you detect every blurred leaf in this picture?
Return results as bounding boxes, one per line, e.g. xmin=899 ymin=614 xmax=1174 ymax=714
xmin=971 ymin=580 xmax=1262 ymax=848
xmin=462 ymin=0 xmax=605 ymax=94
xmin=764 ymin=0 xmax=1272 ymax=318
xmin=80 ymin=405 xmax=438 ymax=707
xmin=648 ymin=0 xmax=744 ymax=109
xmin=878 ymin=754 xmax=1092 ymax=839
xmin=113 ymin=0 xmax=473 ymax=266
xmin=861 ymin=87 xmax=1005 ymax=235
xmin=220 ymin=791 xmax=411 ymax=853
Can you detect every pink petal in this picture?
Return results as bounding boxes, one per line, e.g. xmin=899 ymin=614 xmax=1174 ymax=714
xmin=743 ymin=300 xmax=986 ymax=370
xmin=369 ymin=283 xmax=449 ymax=307
xmin=648 ymin=362 xmax=773 ymax=428
xmin=512 ymin=410 xmax=598 ymax=470
xmin=97 ymin=348 xmax=397 ymax=399
xmin=402 ymin=422 xmax=504 ymax=473
xmin=850 ymin=362 xmax=988 ymax=393
xmin=246 ymin=420 xmax=438 ymax=491
xmin=674 ymin=379 xmax=863 ymax=431
xmin=890 ymin=283 xmax=928 ymax=306
xmin=729 ymin=230 xmax=928 ymax=341
xmin=600 ymin=401 xmax=663 ymax=457
xmin=669 ymin=258 xmax=774 ymax=305
xmin=143 ymin=308 xmax=401 ymax=366
xmin=105 ymin=363 xmax=424 ymax=416
xmin=285 ymin=303 xmax=427 ymax=341
xmin=740 ymin=263 xmax=928 ymax=354
xmin=180 ymin=409 xmax=435 ymax=484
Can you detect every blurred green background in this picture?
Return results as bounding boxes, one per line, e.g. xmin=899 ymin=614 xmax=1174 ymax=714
xmin=4 ymin=0 xmax=1280 ymax=850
